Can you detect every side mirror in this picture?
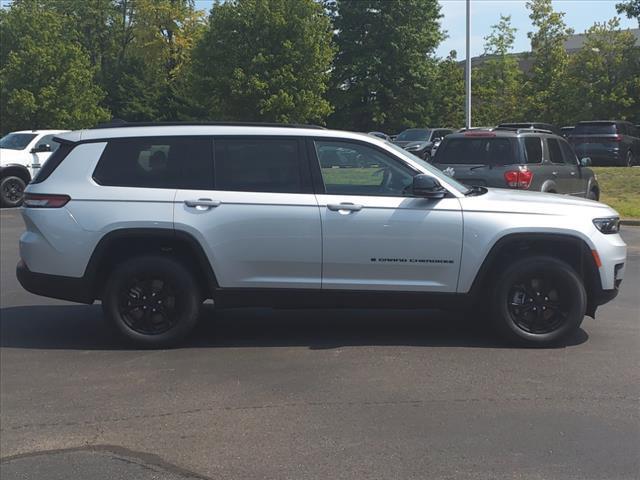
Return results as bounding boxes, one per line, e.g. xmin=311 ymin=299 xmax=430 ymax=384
xmin=412 ymin=174 xmax=446 ymax=199
xmin=580 ymin=157 xmax=591 ymax=167
xmin=31 ymin=144 xmax=51 ymax=153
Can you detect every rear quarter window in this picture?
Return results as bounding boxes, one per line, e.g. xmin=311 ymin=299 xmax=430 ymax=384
xmin=523 ymin=137 xmax=543 ymax=164
xmin=93 ymin=137 xmax=213 ymax=190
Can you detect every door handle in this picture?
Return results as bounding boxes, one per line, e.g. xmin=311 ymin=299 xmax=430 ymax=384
xmin=184 ymin=198 xmax=221 ymax=209
xmin=551 ymin=171 xmax=558 ymax=176
xmin=327 ymin=203 xmax=363 ymax=213
xmin=570 ymin=171 xmax=576 ymax=175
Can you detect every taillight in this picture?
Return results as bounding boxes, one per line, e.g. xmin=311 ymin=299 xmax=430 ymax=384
xmin=23 ymin=193 xmax=71 ymax=208
xmin=504 ymin=167 xmax=534 ymax=189
xmin=612 ymin=134 xmax=623 ymax=142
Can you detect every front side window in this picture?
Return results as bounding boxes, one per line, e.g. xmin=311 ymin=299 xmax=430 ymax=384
xmin=0 ymin=133 xmax=36 ymax=150
xmin=214 ymin=138 xmax=305 ymax=193
xmin=35 ymin=134 xmax=60 ymax=153
xmin=93 ymin=136 xmax=213 ymax=189
xmin=559 ymin=140 xmax=578 ymax=165
xmin=395 ymin=129 xmax=431 ymax=142
xmin=315 ymin=140 xmax=415 ymax=196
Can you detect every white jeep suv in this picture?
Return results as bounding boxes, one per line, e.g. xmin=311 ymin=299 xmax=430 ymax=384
xmin=16 ymin=123 xmax=627 ymax=347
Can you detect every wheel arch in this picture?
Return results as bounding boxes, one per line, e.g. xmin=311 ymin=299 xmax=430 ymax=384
xmin=0 ymin=164 xmax=31 ymax=183
xmin=468 ymin=232 xmax=601 ymax=316
xmin=85 ymin=228 xmax=219 ymax=300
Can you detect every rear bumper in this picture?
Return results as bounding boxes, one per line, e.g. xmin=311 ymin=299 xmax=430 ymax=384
xmin=16 ymin=260 xmax=94 ymax=304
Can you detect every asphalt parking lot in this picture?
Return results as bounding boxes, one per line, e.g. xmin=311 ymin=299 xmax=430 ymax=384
xmin=0 ymin=207 xmax=639 ymax=480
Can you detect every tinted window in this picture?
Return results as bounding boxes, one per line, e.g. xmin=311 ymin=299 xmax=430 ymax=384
xmin=315 ymin=140 xmax=415 ymax=196
xmin=0 ymin=133 xmax=36 ymax=150
xmin=93 ymin=137 xmax=213 ymax=189
xmin=435 ymin=138 xmax=516 ymax=166
xmin=214 ymin=138 xmax=304 ymax=193
xmin=35 ymin=134 xmax=61 ymax=152
xmin=573 ymin=123 xmax=616 ymax=135
xmin=547 ymin=138 xmax=564 ymax=164
xmin=559 ymin=140 xmax=578 ymax=165
xmin=395 ymin=129 xmax=430 ymax=142
xmin=523 ymin=137 xmax=543 ymax=164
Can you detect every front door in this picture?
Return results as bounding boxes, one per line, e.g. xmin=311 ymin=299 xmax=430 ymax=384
xmin=312 ymin=139 xmax=463 ymax=293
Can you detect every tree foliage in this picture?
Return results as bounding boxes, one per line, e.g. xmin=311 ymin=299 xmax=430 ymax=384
xmin=472 ymin=15 xmax=524 ymax=125
xmin=525 ymin=0 xmax=574 ymax=124
xmin=327 ymin=0 xmax=444 ymax=132
xmin=616 ymin=0 xmax=640 ymax=26
xmin=0 ymin=1 xmax=109 ymax=131
xmin=564 ymin=18 xmax=640 ymax=122
xmin=190 ymin=0 xmax=334 ymax=124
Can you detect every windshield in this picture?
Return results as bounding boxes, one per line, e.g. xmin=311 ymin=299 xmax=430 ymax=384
xmin=395 ymin=129 xmax=431 ymax=142
xmin=385 ymin=141 xmax=469 ymax=194
xmin=0 ymin=133 xmax=37 ymax=150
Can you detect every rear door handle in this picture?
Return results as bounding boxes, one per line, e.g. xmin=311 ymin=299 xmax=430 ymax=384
xmin=327 ymin=203 xmax=363 ymax=213
xmin=184 ymin=198 xmax=221 ymax=209
xmin=551 ymin=171 xmax=558 ymax=176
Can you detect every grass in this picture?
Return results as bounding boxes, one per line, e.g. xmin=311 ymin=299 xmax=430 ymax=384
xmin=593 ymin=167 xmax=640 ymax=219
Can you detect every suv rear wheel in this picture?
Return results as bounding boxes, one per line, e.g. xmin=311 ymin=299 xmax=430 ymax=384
xmin=102 ymin=256 xmax=201 ymax=347
xmin=490 ymin=256 xmax=586 ymax=346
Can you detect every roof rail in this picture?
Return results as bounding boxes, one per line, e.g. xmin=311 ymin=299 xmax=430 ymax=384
xmin=90 ymin=120 xmax=326 ymax=130
xmin=493 ymin=126 xmax=553 ymax=135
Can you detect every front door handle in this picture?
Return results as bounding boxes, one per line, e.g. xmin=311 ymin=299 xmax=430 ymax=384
xmin=184 ymin=198 xmax=221 ymax=209
xmin=327 ymin=202 xmax=363 ymax=213
xmin=551 ymin=171 xmax=558 ymax=176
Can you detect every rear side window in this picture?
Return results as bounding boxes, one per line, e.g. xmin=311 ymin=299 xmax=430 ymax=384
xmin=573 ymin=123 xmax=616 ymax=135
xmin=435 ymin=138 xmax=516 ymax=166
xmin=547 ymin=138 xmax=564 ymax=164
xmin=523 ymin=137 xmax=543 ymax=164
xmin=214 ymin=138 xmax=307 ymax=193
xmin=93 ymin=137 xmax=213 ymax=189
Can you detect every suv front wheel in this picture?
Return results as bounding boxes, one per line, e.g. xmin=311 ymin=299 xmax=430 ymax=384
xmin=490 ymin=256 xmax=586 ymax=346
xmin=103 ymin=256 xmax=201 ymax=347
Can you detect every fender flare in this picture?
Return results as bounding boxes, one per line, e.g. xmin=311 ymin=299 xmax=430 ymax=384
xmin=0 ymin=163 xmax=31 ymax=183
xmin=539 ymin=179 xmax=558 ymax=193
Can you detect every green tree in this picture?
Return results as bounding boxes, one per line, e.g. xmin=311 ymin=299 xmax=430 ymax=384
xmin=564 ymin=18 xmax=640 ymax=123
xmin=616 ymin=0 xmax=640 ymax=26
xmin=0 ymin=2 xmax=110 ymax=132
xmin=525 ymin=0 xmax=573 ymax=124
xmin=472 ymin=15 xmax=523 ymax=125
xmin=190 ymin=0 xmax=334 ymax=124
xmin=430 ymin=51 xmax=464 ymax=128
xmin=327 ymin=0 xmax=444 ymax=132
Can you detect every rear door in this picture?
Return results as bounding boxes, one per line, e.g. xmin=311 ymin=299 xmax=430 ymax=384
xmin=174 ymin=136 xmax=322 ymax=289
xmin=558 ymin=139 xmax=585 ymax=196
xmin=312 ymin=138 xmax=463 ymax=292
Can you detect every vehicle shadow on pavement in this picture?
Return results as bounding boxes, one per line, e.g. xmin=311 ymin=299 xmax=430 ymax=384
xmin=0 ymin=304 xmax=588 ymax=350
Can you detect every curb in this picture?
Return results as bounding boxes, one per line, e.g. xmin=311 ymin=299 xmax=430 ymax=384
xmin=621 ymin=219 xmax=640 ymax=226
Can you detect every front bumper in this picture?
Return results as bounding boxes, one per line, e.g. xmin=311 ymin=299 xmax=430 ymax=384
xmin=16 ymin=260 xmax=94 ymax=304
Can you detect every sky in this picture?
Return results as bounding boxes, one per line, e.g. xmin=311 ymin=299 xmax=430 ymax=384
xmin=193 ymin=0 xmax=638 ymax=58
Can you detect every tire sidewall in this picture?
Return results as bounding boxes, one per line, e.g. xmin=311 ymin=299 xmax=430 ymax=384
xmin=491 ymin=256 xmax=587 ymax=346
xmin=103 ymin=256 xmax=201 ymax=347
xmin=1 ymin=176 xmax=26 ymax=207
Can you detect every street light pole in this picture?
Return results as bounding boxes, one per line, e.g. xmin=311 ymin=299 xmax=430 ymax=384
xmin=465 ymin=0 xmax=472 ymax=129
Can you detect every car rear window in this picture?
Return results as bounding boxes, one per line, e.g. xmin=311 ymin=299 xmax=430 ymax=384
xmin=93 ymin=136 xmax=213 ymax=189
xmin=434 ymin=137 xmax=516 ymax=166
xmin=573 ymin=123 xmax=616 ymax=135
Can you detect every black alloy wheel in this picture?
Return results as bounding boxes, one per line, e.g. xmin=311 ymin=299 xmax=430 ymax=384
xmin=0 ymin=176 xmax=26 ymax=207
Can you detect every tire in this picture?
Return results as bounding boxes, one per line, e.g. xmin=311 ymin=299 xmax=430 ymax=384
xmin=587 ymin=189 xmax=599 ymax=201
xmin=0 ymin=176 xmax=26 ymax=207
xmin=102 ymin=255 xmax=201 ymax=347
xmin=490 ymin=255 xmax=586 ymax=346
xmin=624 ymin=150 xmax=633 ymax=167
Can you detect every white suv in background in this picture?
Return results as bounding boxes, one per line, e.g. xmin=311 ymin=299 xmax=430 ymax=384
xmin=0 ymin=129 xmax=69 ymax=207
xmin=16 ymin=123 xmax=627 ymax=347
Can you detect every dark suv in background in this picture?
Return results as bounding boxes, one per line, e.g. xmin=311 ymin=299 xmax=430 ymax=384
xmin=569 ymin=120 xmax=640 ymax=167
xmin=431 ymin=128 xmax=599 ymax=199
xmin=393 ymin=128 xmax=454 ymax=160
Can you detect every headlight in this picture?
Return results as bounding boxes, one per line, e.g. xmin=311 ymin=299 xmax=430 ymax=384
xmin=593 ymin=217 xmax=620 ymax=234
